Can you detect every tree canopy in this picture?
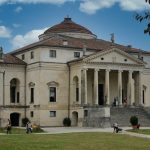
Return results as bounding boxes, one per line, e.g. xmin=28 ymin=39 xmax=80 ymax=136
xmin=135 ymin=0 xmax=150 ymax=35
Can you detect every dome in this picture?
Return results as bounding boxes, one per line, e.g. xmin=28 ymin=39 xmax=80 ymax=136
xmin=39 ymin=17 xmax=96 ymax=40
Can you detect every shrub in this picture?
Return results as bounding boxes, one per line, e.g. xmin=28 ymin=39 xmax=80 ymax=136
xmin=130 ymin=116 xmax=138 ymax=126
xmin=63 ymin=117 xmax=71 ymax=127
xmin=22 ymin=117 xmax=30 ymax=127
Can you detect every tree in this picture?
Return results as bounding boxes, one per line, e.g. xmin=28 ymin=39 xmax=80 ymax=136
xmin=135 ymin=0 xmax=150 ymax=35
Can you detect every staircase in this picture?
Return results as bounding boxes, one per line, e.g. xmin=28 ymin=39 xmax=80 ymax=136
xmin=110 ymin=107 xmax=150 ymax=127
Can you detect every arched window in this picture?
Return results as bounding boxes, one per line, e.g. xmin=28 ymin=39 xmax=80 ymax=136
xmin=73 ymin=76 xmax=79 ymax=102
xmin=10 ymin=78 xmax=20 ymax=103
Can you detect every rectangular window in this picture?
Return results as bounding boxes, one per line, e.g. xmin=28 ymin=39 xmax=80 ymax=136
xmin=74 ymin=52 xmax=80 ymax=58
xmin=22 ymin=54 xmax=25 ymax=60
xmin=30 ymin=88 xmax=34 ymax=103
xmin=17 ymin=92 xmax=20 ymax=103
xmin=31 ymin=51 xmax=34 ymax=59
xmin=10 ymin=86 xmax=16 ymax=103
xmin=84 ymin=110 xmax=88 ymax=117
xmin=30 ymin=111 xmax=34 ymax=117
xmin=76 ymin=88 xmax=79 ymax=102
xmin=49 ymin=87 xmax=56 ymax=102
xmin=49 ymin=50 xmax=56 ymax=58
xmin=50 ymin=111 xmax=56 ymax=117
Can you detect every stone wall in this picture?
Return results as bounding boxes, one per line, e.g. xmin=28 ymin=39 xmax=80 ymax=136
xmin=83 ymin=107 xmax=111 ymax=128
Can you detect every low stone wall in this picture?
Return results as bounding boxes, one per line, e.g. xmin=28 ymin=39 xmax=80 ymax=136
xmin=83 ymin=107 xmax=111 ymax=128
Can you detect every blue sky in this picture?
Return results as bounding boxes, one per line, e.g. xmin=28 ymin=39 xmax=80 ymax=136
xmin=0 ymin=0 xmax=149 ymax=53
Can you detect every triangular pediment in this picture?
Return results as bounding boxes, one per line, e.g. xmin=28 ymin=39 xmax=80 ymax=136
xmin=83 ymin=48 xmax=144 ymax=65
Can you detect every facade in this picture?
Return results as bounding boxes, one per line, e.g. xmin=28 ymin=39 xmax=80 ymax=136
xmin=0 ymin=17 xmax=150 ymax=127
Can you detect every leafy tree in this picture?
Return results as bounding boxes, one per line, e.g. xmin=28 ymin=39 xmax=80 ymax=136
xmin=135 ymin=0 xmax=150 ymax=35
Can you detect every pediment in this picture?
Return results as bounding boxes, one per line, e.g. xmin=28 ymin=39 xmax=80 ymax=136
xmin=84 ymin=48 xmax=144 ymax=65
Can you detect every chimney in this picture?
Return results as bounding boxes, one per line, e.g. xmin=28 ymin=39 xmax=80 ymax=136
xmin=83 ymin=44 xmax=87 ymax=56
xmin=110 ymin=33 xmax=115 ymax=43
xmin=0 ymin=47 xmax=3 ymax=61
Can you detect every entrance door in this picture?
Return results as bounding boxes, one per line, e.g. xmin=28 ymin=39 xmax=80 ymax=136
xmin=72 ymin=111 xmax=78 ymax=126
xmin=10 ymin=113 xmax=20 ymax=126
xmin=98 ymin=84 xmax=104 ymax=105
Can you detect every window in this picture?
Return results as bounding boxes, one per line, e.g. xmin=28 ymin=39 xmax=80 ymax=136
xmin=30 ymin=88 xmax=34 ymax=103
xmin=49 ymin=50 xmax=56 ymax=58
xmin=50 ymin=111 xmax=56 ymax=117
xmin=17 ymin=92 xmax=20 ymax=103
xmin=76 ymin=88 xmax=79 ymax=102
xmin=49 ymin=87 xmax=56 ymax=102
xmin=74 ymin=52 xmax=80 ymax=58
xmin=143 ymin=90 xmax=145 ymax=104
xmin=141 ymin=57 xmax=144 ymax=61
xmin=22 ymin=54 xmax=25 ymax=60
xmin=30 ymin=111 xmax=34 ymax=117
xmin=84 ymin=110 xmax=88 ymax=117
xmin=31 ymin=51 xmax=34 ymax=59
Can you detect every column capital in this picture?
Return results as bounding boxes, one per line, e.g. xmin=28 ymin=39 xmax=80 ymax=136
xmin=82 ymin=68 xmax=88 ymax=71
xmin=106 ymin=69 xmax=111 ymax=72
xmin=94 ymin=68 xmax=100 ymax=72
xmin=128 ymin=70 xmax=133 ymax=74
xmin=118 ymin=70 xmax=123 ymax=73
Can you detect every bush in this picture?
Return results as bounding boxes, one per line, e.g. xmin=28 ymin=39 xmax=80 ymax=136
xmin=130 ymin=116 xmax=138 ymax=126
xmin=63 ymin=117 xmax=71 ymax=127
xmin=22 ymin=117 xmax=30 ymax=127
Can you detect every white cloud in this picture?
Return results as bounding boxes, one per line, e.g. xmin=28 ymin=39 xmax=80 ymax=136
xmin=11 ymin=27 xmax=48 ymax=49
xmin=14 ymin=6 xmax=23 ymax=13
xmin=80 ymin=0 xmax=150 ymax=14
xmin=0 ymin=0 xmax=75 ymax=5
xmin=119 ymin=0 xmax=150 ymax=11
xmin=0 ymin=26 xmax=11 ymax=38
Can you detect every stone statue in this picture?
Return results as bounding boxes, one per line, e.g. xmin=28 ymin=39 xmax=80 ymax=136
xmin=0 ymin=47 xmax=3 ymax=59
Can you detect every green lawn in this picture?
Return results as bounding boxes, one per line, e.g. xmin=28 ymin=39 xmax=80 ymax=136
xmin=0 ymin=132 xmax=150 ymax=150
xmin=127 ymin=129 xmax=150 ymax=135
xmin=0 ymin=127 xmax=44 ymax=134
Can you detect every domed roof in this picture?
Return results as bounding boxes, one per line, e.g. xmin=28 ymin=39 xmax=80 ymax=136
xmin=44 ymin=17 xmax=94 ymax=35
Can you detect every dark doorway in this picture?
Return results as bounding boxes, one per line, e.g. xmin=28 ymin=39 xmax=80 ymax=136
xmin=98 ymin=84 xmax=104 ymax=105
xmin=10 ymin=113 xmax=20 ymax=126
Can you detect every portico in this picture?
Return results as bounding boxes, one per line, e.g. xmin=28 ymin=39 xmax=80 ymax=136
xmin=70 ymin=48 xmax=145 ymax=108
xmin=80 ymin=68 xmax=142 ymax=107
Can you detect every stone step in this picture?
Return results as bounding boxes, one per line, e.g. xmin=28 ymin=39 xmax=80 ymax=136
xmin=110 ymin=107 xmax=150 ymax=127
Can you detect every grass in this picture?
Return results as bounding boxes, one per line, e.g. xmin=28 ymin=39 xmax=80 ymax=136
xmin=0 ymin=127 xmax=44 ymax=134
xmin=0 ymin=132 xmax=150 ymax=150
xmin=127 ymin=129 xmax=150 ymax=135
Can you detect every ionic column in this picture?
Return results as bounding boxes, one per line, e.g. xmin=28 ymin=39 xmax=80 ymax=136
xmin=127 ymin=70 xmax=133 ymax=105
xmin=83 ymin=68 xmax=88 ymax=105
xmin=138 ymin=71 xmax=142 ymax=105
xmin=79 ymin=70 xmax=82 ymax=104
xmin=105 ymin=69 xmax=110 ymax=105
xmin=94 ymin=68 xmax=99 ymax=105
xmin=118 ymin=70 xmax=123 ymax=106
